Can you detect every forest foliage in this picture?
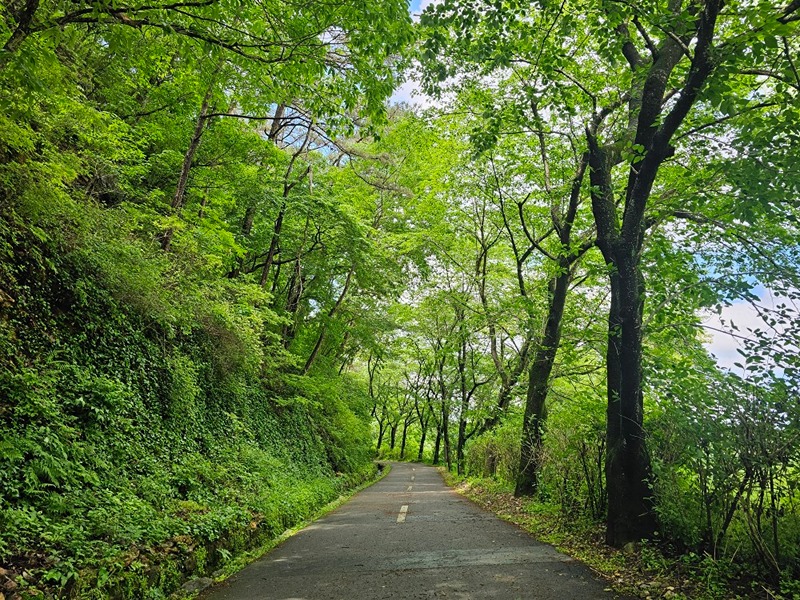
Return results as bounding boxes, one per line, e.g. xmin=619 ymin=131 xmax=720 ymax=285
xmin=0 ymin=0 xmax=418 ymax=596
xmin=2 ymin=0 xmax=800 ymax=598
xmin=369 ymin=0 xmax=800 ymax=597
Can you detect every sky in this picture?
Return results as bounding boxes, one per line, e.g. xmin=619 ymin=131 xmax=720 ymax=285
xmin=409 ymin=0 xmax=438 ymax=13
xmin=704 ymin=291 xmax=767 ymax=372
xmin=703 ymin=287 xmax=797 ymax=373
xmin=390 ymin=0 xmax=440 ymax=106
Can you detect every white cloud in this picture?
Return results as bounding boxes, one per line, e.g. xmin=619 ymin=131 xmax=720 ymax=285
xmin=410 ymin=0 xmax=442 ymax=19
xmin=703 ymin=288 xmax=798 ymax=373
xmin=703 ymin=302 xmax=758 ymax=371
xmin=390 ymin=76 xmax=438 ymax=108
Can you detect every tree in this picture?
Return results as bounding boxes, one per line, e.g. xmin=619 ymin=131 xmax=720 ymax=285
xmin=420 ymin=0 xmax=799 ymax=546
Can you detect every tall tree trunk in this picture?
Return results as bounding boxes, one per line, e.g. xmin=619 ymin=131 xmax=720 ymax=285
xmin=415 ymin=395 xmax=430 ymax=462
xmin=303 ymin=266 xmax=354 ymax=374
xmin=442 ymin=403 xmax=452 ymax=471
xmin=417 ymin=419 xmax=428 ymax=462
xmin=376 ymin=420 xmax=386 ymax=452
xmin=514 ymin=153 xmax=590 ymax=496
xmin=400 ymin=420 xmax=409 ymax=459
xmin=435 ymin=357 xmax=452 ymax=471
xmin=267 ymin=103 xmax=287 ymax=143
xmin=2 ymin=0 xmax=39 ymax=56
xmin=589 ymin=0 xmax=723 ymax=546
xmin=259 ymin=205 xmax=284 ymax=286
xmin=161 ymin=81 xmax=215 ymax=251
xmin=588 ymin=134 xmax=657 ymax=546
xmin=457 ymin=416 xmax=468 ymax=475
xmin=515 ymin=266 xmax=570 ymax=496
xmin=456 ymin=329 xmax=469 ymax=476
xmin=432 ymin=425 xmax=442 ymax=465
xmin=604 ymin=250 xmax=656 ymax=545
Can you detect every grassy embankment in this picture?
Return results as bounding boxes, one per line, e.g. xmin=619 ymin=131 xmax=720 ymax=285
xmin=0 ymin=191 xmax=379 ymax=599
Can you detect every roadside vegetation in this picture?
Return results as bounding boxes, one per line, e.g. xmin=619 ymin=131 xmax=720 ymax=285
xmin=0 ymin=1 xmax=414 ymax=597
xmin=370 ymin=2 xmax=800 ymax=598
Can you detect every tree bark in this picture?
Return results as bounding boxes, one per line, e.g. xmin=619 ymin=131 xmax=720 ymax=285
xmin=161 ymin=81 xmax=215 ymax=251
xmin=259 ymin=204 xmax=285 ymax=286
xmin=515 ymin=153 xmax=590 ymax=496
xmin=456 ymin=322 xmax=469 ymax=476
xmin=432 ymin=425 xmax=442 ymax=465
xmin=588 ymin=130 xmax=658 ymax=546
xmin=242 ymin=204 xmax=256 ymax=236
xmin=435 ymin=354 xmax=452 ymax=471
xmin=442 ymin=402 xmax=452 ymax=471
xmin=267 ymin=103 xmax=287 ymax=143
xmin=2 ymin=0 xmax=39 ymax=55
xmin=456 ymin=419 xmax=467 ymax=475
xmin=416 ymin=395 xmax=430 ymax=461
xmin=400 ymin=419 xmax=410 ymax=459
xmin=606 ymin=251 xmax=657 ymax=544
xmin=302 ymin=266 xmax=354 ymax=374
xmin=515 ymin=267 xmax=570 ymax=496
xmin=376 ymin=419 xmax=386 ymax=452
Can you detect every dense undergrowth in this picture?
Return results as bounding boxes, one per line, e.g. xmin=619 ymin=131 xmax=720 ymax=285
xmin=449 ymin=398 xmax=800 ymax=600
xmin=0 ymin=197 xmax=378 ymax=598
xmin=443 ymin=470 xmax=783 ymax=600
xmin=0 ymin=73 xmax=388 ymax=597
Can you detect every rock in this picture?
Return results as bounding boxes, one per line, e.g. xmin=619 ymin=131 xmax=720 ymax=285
xmin=182 ymin=577 xmax=213 ymax=594
xmin=622 ymin=541 xmax=640 ymax=555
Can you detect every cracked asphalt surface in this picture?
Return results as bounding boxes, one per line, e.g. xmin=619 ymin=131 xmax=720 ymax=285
xmin=202 ymin=462 xmax=630 ymax=599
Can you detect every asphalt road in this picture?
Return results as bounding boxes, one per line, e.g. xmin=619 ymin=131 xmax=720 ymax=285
xmin=202 ymin=462 xmax=628 ymax=599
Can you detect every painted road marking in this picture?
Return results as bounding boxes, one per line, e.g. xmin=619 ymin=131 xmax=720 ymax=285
xmin=397 ymin=505 xmax=409 ymax=523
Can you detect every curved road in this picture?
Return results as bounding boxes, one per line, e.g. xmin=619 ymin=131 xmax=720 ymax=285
xmin=203 ymin=462 xmax=628 ymax=599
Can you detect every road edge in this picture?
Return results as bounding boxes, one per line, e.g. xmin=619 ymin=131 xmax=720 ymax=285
xmin=436 ymin=469 xmax=643 ymax=599
xmin=184 ymin=462 xmax=392 ymax=600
